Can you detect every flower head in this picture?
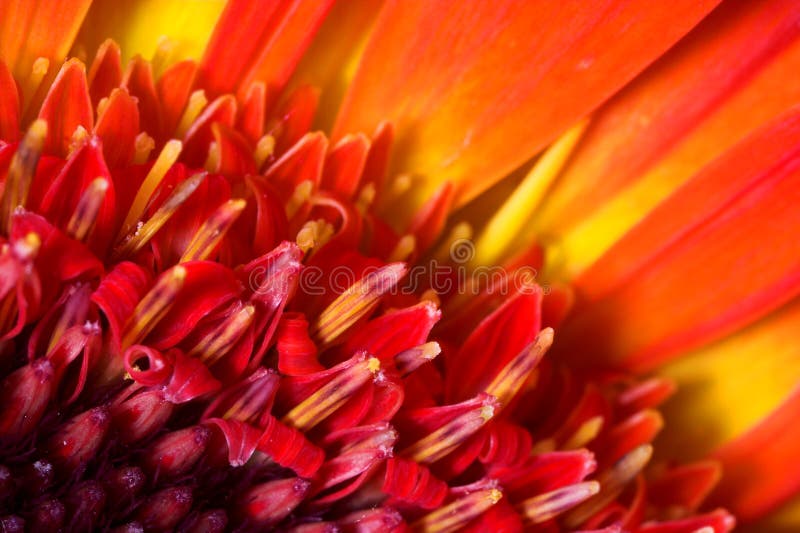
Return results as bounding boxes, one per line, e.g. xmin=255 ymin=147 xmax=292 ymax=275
xmin=1 ymin=1 xmax=799 ymax=532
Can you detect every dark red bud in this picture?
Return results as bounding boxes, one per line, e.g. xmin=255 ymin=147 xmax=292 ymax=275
xmin=47 ymin=406 xmax=110 ymax=472
xmin=0 ymin=359 xmax=54 ymax=441
xmin=111 ymin=522 xmax=144 ymax=533
xmin=65 ymin=481 xmax=106 ymax=531
xmin=0 ymin=465 xmax=13 ymax=505
xmin=18 ymin=459 xmax=54 ymax=497
xmin=183 ymin=509 xmax=228 ymax=533
xmin=111 ymin=390 xmax=173 ymax=443
xmin=0 ymin=515 xmax=24 ymax=533
xmin=104 ymin=466 xmax=146 ymax=504
xmin=143 ymin=425 xmax=211 ymax=479
xmin=30 ymin=498 xmax=65 ymax=533
xmin=137 ymin=485 xmax=193 ymax=531
xmin=238 ymin=477 xmax=310 ymax=527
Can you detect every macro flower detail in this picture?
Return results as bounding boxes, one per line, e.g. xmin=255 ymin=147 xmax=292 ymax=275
xmin=2 ymin=0 xmax=800 ymax=532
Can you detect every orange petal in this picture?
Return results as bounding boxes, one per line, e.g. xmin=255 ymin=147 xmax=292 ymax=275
xmin=536 ymin=0 xmax=800 ymax=280
xmin=711 ymin=386 xmax=800 ymax=522
xmin=555 ymin=108 xmax=800 ymax=371
xmin=334 ymin=0 xmax=720 ymax=221
xmin=0 ymin=0 xmax=90 ymax=81
xmin=286 ymin=0 xmax=384 ymax=131
xmin=197 ymin=0 xmax=333 ymax=101
xmin=38 ymin=59 xmax=93 ymax=157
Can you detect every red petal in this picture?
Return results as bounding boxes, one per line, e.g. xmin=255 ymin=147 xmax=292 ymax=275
xmin=268 ymin=84 xmax=319 ymax=158
xmin=38 ymin=59 xmax=93 ymax=157
xmin=122 ymin=57 xmax=163 ymax=143
xmin=334 ymin=0 xmax=720 ymax=216
xmin=95 ymin=88 xmax=140 ymax=168
xmin=446 ymin=290 xmax=541 ymax=402
xmin=343 ymin=301 xmax=440 ymax=363
xmin=264 ymin=131 xmax=327 ymax=195
xmin=182 ymin=94 xmax=237 ymax=167
xmin=87 ymin=39 xmax=123 ymax=108
xmin=0 ymin=60 xmax=20 ymax=142
xmin=91 ymin=261 xmax=152 ymax=347
xmin=156 ymin=60 xmax=197 ymax=139
xmin=321 ymin=133 xmax=370 ymax=198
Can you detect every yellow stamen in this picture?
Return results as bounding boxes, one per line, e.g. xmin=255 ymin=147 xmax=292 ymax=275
xmin=390 ymin=173 xmax=412 ymax=197
xmin=133 ymin=132 xmax=156 ymax=164
xmin=564 ymin=444 xmax=654 ymax=528
xmin=66 ymin=178 xmax=109 ymax=242
xmin=204 ymin=141 xmax=220 ymax=172
xmin=190 ymin=304 xmax=255 ymax=364
xmin=517 ymin=481 xmax=600 ymax=524
xmin=283 ymin=354 xmax=381 ymax=431
xmin=472 ymin=120 xmax=587 ymax=267
xmin=180 ymin=198 xmax=246 ymax=262
xmin=21 ymin=58 xmax=49 ymax=115
xmin=395 ymin=342 xmax=441 ymax=376
xmin=114 ymin=173 xmax=206 ymax=260
xmin=412 ymin=488 xmax=503 ymax=533
xmin=68 ymin=125 xmax=90 ymax=157
xmin=531 ymin=438 xmax=557 ymax=454
xmin=121 ymin=265 xmax=187 ymax=348
xmin=485 ymin=328 xmax=553 ymax=410
xmin=285 ymin=180 xmax=313 ymax=219
xmin=355 ymin=182 xmax=376 ymax=215
xmin=254 ymin=134 xmax=275 ymax=170
xmin=295 ymin=219 xmax=335 ymax=255
xmin=120 ymin=139 xmax=183 ymax=237
xmin=389 ymin=234 xmax=416 ymax=262
xmin=432 ymin=222 xmax=472 ymax=264
xmin=13 ymin=232 xmax=42 ymax=261
xmin=562 ymin=416 xmax=604 ymax=451
xmin=402 ymin=395 xmax=497 ymax=464
xmin=151 ymin=36 xmax=176 ymax=78
xmin=175 ymin=90 xmax=208 ymax=139
xmin=96 ymin=96 xmax=110 ymax=119
xmin=0 ymin=119 xmax=47 ymax=233
xmin=312 ymin=263 xmax=407 ymax=345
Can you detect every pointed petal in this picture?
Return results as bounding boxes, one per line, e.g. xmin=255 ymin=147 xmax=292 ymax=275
xmin=0 ymin=61 xmax=20 ymax=142
xmin=38 ymin=60 xmax=93 ymax=157
xmin=334 ymin=0 xmax=720 ymax=220
xmin=95 ymin=88 xmax=140 ymax=168
xmin=557 ymin=108 xmax=800 ymax=370
xmin=197 ymin=0 xmax=333 ymax=99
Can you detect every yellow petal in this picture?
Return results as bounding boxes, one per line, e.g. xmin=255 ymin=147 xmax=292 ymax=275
xmin=74 ymin=0 xmax=225 ymax=64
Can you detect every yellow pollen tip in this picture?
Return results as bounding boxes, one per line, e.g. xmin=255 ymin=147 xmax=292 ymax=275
xmin=412 ymin=487 xmax=503 ymax=533
xmin=480 ymin=404 xmax=495 ymax=421
xmin=176 ymin=90 xmax=208 ymax=138
xmin=96 ymin=97 xmax=110 ymax=119
xmin=68 ymin=125 xmax=90 ymax=156
xmin=562 ymin=416 xmax=604 ymax=450
xmin=488 ymin=489 xmax=503 ymax=505
xmin=121 ymin=265 xmax=187 ymax=349
xmin=389 ymin=234 xmax=416 ymax=262
xmin=255 ymin=135 xmax=276 ymax=170
xmin=356 ymin=182 xmax=376 ymax=214
xmin=286 ymin=180 xmax=313 ymax=219
xmin=485 ymin=327 xmax=553 ymax=411
xmin=22 ymin=58 xmax=50 ymax=114
xmin=204 ymin=142 xmax=220 ymax=172
xmin=14 ymin=232 xmax=42 ymax=260
xmin=133 ymin=132 xmax=156 ymax=164
xmin=367 ymin=357 xmax=381 ymax=373
xmin=192 ymin=303 xmax=256 ymax=364
xmin=391 ymin=173 xmax=412 ymax=196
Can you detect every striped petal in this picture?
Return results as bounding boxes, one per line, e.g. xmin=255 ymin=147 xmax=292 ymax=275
xmin=535 ymin=0 xmax=800 ymax=281
xmin=333 ymin=0 xmax=720 ymax=223
xmin=555 ymin=108 xmax=800 ymax=371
